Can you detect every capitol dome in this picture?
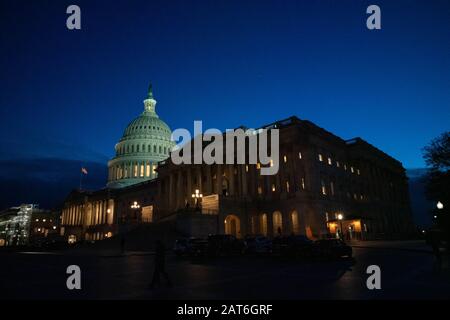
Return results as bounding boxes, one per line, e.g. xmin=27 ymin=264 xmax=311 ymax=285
xmin=107 ymin=84 xmax=174 ymax=188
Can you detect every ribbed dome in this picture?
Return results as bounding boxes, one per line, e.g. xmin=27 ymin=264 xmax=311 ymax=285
xmin=107 ymin=84 xmax=174 ymax=189
xmin=122 ymin=112 xmax=172 ymax=140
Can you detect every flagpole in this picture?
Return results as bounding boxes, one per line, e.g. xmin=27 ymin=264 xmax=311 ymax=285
xmin=79 ymin=169 xmax=83 ymax=190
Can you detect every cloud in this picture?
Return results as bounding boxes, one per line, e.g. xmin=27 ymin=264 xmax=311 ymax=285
xmin=0 ymin=158 xmax=107 ymax=210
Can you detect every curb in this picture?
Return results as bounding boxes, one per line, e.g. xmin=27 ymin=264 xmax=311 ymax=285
xmin=350 ymin=245 xmax=432 ymax=254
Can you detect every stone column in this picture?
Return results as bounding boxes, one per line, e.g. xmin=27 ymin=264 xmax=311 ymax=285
xmin=177 ymin=169 xmax=183 ymax=209
xmin=205 ymin=165 xmax=212 ymax=195
xmin=168 ymin=173 xmax=174 ymax=212
xmin=196 ymin=166 xmax=202 ymax=192
xmin=228 ymin=165 xmax=235 ymax=196
xmin=241 ymin=165 xmax=248 ymax=196
xmin=217 ymin=164 xmax=223 ymax=196
xmin=186 ymin=167 xmax=192 ymax=207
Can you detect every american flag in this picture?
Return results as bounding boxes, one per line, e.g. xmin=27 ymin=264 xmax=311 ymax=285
xmin=81 ymin=167 xmax=88 ymax=175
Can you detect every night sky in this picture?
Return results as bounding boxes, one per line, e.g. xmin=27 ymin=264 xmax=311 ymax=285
xmin=0 ymin=0 xmax=449 ymax=209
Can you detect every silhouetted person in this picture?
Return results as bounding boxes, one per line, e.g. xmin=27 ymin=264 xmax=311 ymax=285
xmin=120 ymin=235 xmax=126 ymax=255
xmin=429 ymin=231 xmax=442 ymax=271
xmin=149 ymin=240 xmax=172 ymax=289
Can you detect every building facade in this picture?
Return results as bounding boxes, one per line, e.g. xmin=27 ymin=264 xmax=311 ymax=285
xmin=61 ymin=88 xmax=414 ymax=243
xmin=0 ymin=204 xmax=60 ymax=246
xmin=155 ymin=116 xmax=414 ymax=240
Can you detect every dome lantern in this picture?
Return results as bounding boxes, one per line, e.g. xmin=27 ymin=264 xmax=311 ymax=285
xmin=143 ymin=83 xmax=157 ymax=116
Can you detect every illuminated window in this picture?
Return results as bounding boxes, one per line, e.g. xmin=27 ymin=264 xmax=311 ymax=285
xmin=286 ymin=181 xmax=290 ymax=193
xmin=270 ymin=159 xmax=274 ymax=167
xmin=321 ymin=180 xmax=327 ymax=195
xmin=283 ymin=155 xmax=287 ymax=163
xmin=318 ymin=154 xmax=323 ymax=162
xmin=134 ymin=164 xmax=138 ymax=177
xmin=353 ymin=193 xmax=357 ymax=200
xmin=273 ymin=211 xmax=282 ymax=235
xmin=336 ymin=161 xmax=340 ymax=168
xmin=344 ymin=164 xmax=347 ymax=171
xmin=257 ymin=186 xmax=262 ymax=194
xmin=351 ymin=166 xmax=354 ymax=173
xmin=357 ymin=169 xmax=360 ymax=175
xmin=325 ymin=212 xmax=329 ymax=222
xmin=330 ymin=181 xmax=335 ymax=196
xmin=146 ymin=163 xmax=150 ymax=177
xmin=291 ymin=211 xmax=300 ymax=234
xmin=272 ymin=184 xmax=276 ymax=192
xmin=245 ymin=165 xmax=249 ymax=172
xmin=327 ymin=157 xmax=332 ymax=165
xmin=153 ymin=165 xmax=158 ymax=174
xmin=301 ymin=178 xmax=305 ymax=190
xmin=298 ymin=152 xmax=302 ymax=159
xmin=256 ymin=163 xmax=261 ymax=169
xmin=260 ymin=214 xmax=268 ymax=236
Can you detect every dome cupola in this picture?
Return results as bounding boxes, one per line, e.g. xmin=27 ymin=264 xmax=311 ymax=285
xmin=107 ymin=84 xmax=174 ymax=189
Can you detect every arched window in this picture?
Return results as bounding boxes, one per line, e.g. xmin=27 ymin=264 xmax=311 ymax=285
xmin=153 ymin=145 xmax=157 ymax=153
xmin=142 ymin=144 xmax=145 ymax=152
xmin=291 ymin=210 xmax=300 ymax=234
xmin=127 ymin=145 xmax=129 ymax=153
xmin=131 ymin=145 xmax=134 ymax=153
xmin=273 ymin=211 xmax=283 ymax=236
xmin=148 ymin=145 xmax=151 ymax=152
xmin=136 ymin=145 xmax=140 ymax=152
xmin=260 ymin=213 xmax=268 ymax=236
xmin=159 ymin=145 xmax=162 ymax=153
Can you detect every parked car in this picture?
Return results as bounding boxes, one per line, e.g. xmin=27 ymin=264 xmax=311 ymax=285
xmin=243 ymin=235 xmax=272 ymax=254
xmin=207 ymin=234 xmax=246 ymax=256
xmin=314 ymin=239 xmax=353 ymax=259
xmin=188 ymin=238 xmax=209 ymax=257
xmin=272 ymin=235 xmax=314 ymax=258
xmin=173 ymin=238 xmax=207 ymax=256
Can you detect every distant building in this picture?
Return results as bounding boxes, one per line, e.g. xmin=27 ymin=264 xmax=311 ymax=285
xmin=0 ymin=204 xmax=60 ymax=246
xmin=61 ymin=86 xmax=414 ymax=243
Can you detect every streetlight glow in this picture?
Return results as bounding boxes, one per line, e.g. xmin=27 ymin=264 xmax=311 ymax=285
xmin=337 ymin=214 xmax=343 ymax=220
xmin=437 ymin=201 xmax=444 ymax=210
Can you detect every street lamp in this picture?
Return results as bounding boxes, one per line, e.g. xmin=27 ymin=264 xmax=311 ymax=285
xmin=437 ymin=201 xmax=444 ymax=210
xmin=337 ymin=213 xmax=344 ymax=241
xmin=130 ymin=201 xmax=140 ymax=222
xmin=191 ymin=189 xmax=203 ymax=209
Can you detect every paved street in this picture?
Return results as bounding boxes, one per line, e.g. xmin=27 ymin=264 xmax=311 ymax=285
xmin=0 ymin=241 xmax=449 ymax=300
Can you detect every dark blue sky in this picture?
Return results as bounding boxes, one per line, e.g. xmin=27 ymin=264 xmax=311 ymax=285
xmin=1 ymin=0 xmax=449 ymax=168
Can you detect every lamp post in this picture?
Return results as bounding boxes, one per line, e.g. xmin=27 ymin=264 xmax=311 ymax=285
xmin=191 ymin=189 xmax=203 ymax=210
xmin=337 ymin=213 xmax=344 ymax=241
xmin=130 ymin=201 xmax=140 ymax=223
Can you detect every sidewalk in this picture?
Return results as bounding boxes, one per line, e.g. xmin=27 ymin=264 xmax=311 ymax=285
xmin=348 ymin=240 xmax=433 ymax=254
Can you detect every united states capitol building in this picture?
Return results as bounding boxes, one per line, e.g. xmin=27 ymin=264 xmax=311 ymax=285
xmin=61 ymin=84 xmax=414 ymax=242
